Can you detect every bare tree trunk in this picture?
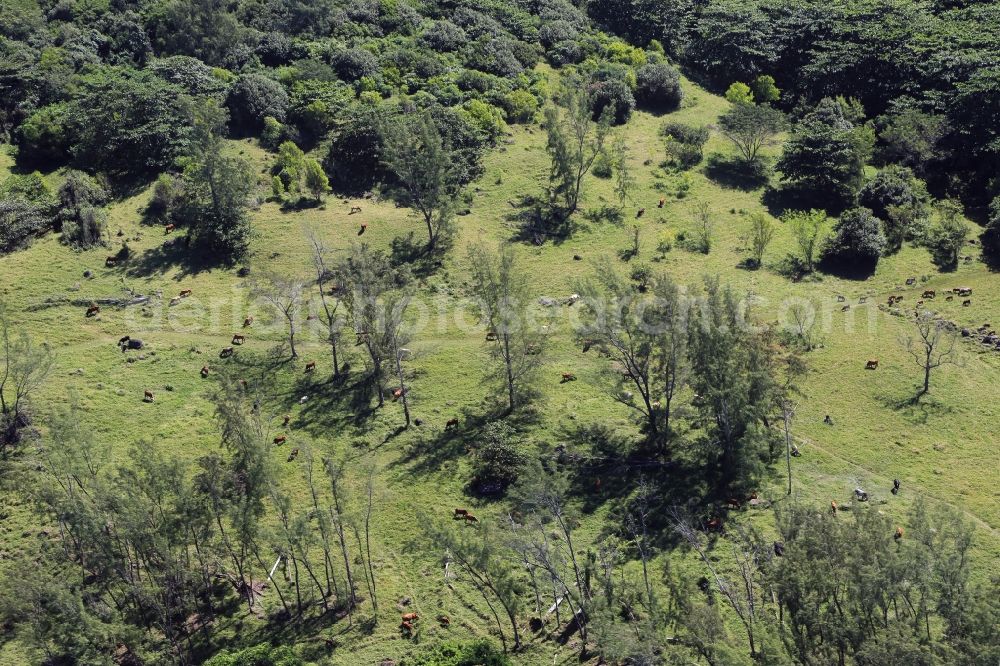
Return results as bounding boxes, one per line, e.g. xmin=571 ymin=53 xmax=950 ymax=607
xmin=502 ymin=332 xmax=515 ymax=414
xmin=394 ymin=353 xmax=410 ymax=427
xmin=364 ymin=467 xmax=378 ymax=616
xmin=782 ymin=402 xmax=794 ymax=496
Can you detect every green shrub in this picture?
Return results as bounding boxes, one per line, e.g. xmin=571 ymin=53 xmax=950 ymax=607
xmin=588 ymin=79 xmax=635 ymax=125
xmin=636 ymin=62 xmax=682 ymax=111
xmin=204 ymin=643 xmax=302 ymax=666
xmin=821 ymin=207 xmax=886 ymax=269
xmin=470 ymin=422 xmax=525 ymax=496
xmin=661 ymin=122 xmax=709 ymax=170
xmin=401 ymin=639 xmax=510 ymax=666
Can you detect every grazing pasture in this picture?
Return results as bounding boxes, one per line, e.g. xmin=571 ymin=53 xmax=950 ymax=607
xmin=1 ymin=71 xmax=998 ymax=665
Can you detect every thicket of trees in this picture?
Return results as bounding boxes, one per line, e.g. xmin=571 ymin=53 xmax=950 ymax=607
xmin=588 ymin=0 xmax=1000 ymax=214
xmin=0 ymin=385 xmax=382 ymax=664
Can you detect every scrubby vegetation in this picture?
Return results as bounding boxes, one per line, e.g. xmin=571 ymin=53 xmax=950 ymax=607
xmin=0 ymin=0 xmax=998 ymax=665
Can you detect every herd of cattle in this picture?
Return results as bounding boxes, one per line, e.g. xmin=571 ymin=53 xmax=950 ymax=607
xmin=77 ymin=264 xmax=991 ymax=551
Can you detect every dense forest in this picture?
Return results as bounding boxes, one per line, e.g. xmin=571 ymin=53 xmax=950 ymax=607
xmin=0 ymin=0 xmax=999 ymax=664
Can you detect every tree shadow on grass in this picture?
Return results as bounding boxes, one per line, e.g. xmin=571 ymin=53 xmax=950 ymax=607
xmin=125 ymin=236 xmax=220 ymax=280
xmin=582 ymin=204 xmax=624 ymax=227
xmin=386 ymin=396 xmax=546 ymax=482
xmin=703 ymin=154 xmax=770 ymax=192
xmin=816 ymin=256 xmax=879 ymax=281
xmin=389 ymin=232 xmax=446 ymax=278
xmin=560 ymin=423 xmax=714 ymax=521
xmin=283 ymin=366 xmax=381 ymax=436
xmin=279 ymin=197 xmax=324 ymax=213
xmin=506 ymin=194 xmax=577 ymax=246
xmin=878 ymin=389 xmax=956 ymax=425
xmin=232 ymin=596 xmax=360 ymax=663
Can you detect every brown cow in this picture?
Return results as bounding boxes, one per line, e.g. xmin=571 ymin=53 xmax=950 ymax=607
xmin=463 ymin=514 xmax=479 ymax=524
xmin=86 ymin=305 xmax=100 ymax=317
xmin=219 ymin=347 xmax=234 ymax=358
xmin=392 ymin=388 xmax=405 ymax=401
xmin=561 ymin=372 xmax=577 ymax=382
xmin=357 ymin=223 xmax=367 ymax=236
xmin=232 ymin=334 xmax=245 ymax=345
xmin=636 ymin=208 xmax=645 ymax=219
xmin=105 ymin=256 xmax=117 ymax=267
xmin=273 ymin=435 xmax=287 ymax=445
xmin=922 ymin=290 xmax=936 ymax=299
xmin=179 ymin=289 xmax=192 ymax=298
xmin=866 ymin=359 xmax=879 ymax=370
xmin=658 ymin=197 xmax=665 ymax=208
xmin=243 ymin=316 xmax=254 ymax=327
xmin=726 ymin=498 xmax=742 ymax=509
xmin=401 ymin=612 xmax=419 ymax=622
xmin=400 ymin=620 xmax=413 ymax=634
xmin=437 ymin=615 xmax=450 ymax=627
xmin=200 ymin=366 xmax=210 ymax=378
xmin=454 ymin=508 xmax=468 ymax=518
xmin=831 ymin=500 xmax=838 ymax=515
xmin=164 ymin=223 xmax=175 ymax=234
xmin=144 ymin=390 xmax=154 ymax=403
xmin=945 ymin=295 xmax=954 ymax=302
xmin=445 ymin=417 xmax=459 ymax=429
xmin=287 ymin=447 xmax=299 ymax=462
xmin=304 ymin=361 xmax=316 ymax=373
xmin=282 ymin=414 xmax=290 ymax=426
xmin=706 ymin=518 xmax=722 ymax=531
xmin=894 ymin=526 xmax=904 ymax=540
xmin=349 ymin=206 xmax=362 ymax=214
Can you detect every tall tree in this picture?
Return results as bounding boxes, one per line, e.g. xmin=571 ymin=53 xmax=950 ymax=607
xmin=543 ymin=83 xmax=611 ymax=216
xmin=777 ymin=98 xmax=874 ymax=210
xmin=747 ymin=212 xmax=776 ymax=268
xmin=901 ymin=311 xmax=958 ymax=398
xmin=577 ymin=260 xmax=689 ymax=451
xmin=251 ymin=272 xmax=305 ymax=359
xmin=335 ymin=244 xmax=411 ymax=408
xmin=718 ymin=102 xmax=785 ymax=166
xmin=306 ymin=229 xmax=345 ymax=377
xmin=611 ymin=134 xmax=634 ymax=211
xmin=178 ymin=100 xmax=255 ymax=262
xmin=423 ymin=518 xmax=523 ymax=653
xmin=381 ymin=111 xmax=460 ymax=251
xmin=783 ymin=208 xmax=830 ymax=273
xmin=0 ymin=299 xmax=53 ymax=449
xmin=467 ymin=243 xmax=541 ymax=414
xmin=687 ymin=278 xmax=784 ymax=490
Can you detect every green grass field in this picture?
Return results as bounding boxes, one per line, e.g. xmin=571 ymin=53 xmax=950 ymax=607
xmin=1 ymin=70 xmax=997 ymax=665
